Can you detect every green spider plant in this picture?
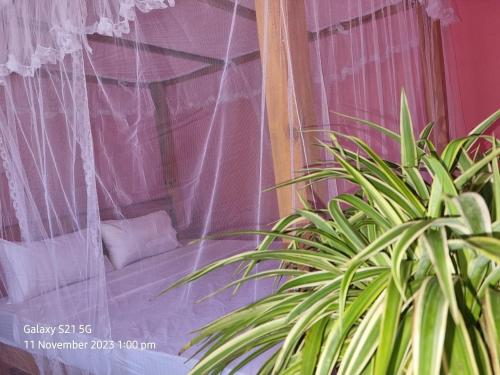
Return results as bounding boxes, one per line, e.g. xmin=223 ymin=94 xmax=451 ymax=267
xmin=166 ymin=92 xmax=500 ymax=375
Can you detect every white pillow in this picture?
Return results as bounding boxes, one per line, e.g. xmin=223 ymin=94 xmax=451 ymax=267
xmin=101 ymin=210 xmax=179 ymax=269
xmin=0 ymin=229 xmax=99 ymax=303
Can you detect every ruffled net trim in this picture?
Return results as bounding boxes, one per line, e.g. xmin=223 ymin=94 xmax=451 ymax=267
xmin=0 ymin=0 xmax=457 ymax=85
xmin=419 ymin=0 xmax=458 ymax=26
xmin=0 ymin=0 xmax=175 ymax=82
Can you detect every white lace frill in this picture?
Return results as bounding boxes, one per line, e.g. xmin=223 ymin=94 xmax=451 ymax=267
xmin=0 ymin=0 xmax=175 ymax=81
xmin=0 ymin=0 xmax=457 ymax=84
xmin=420 ymin=0 xmax=458 ymax=25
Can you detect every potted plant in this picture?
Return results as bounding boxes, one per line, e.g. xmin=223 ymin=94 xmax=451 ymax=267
xmin=166 ymin=92 xmax=500 ymax=375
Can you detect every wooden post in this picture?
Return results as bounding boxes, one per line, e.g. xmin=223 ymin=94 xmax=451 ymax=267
xmin=0 ymin=342 xmax=40 ymax=375
xmin=255 ymin=0 xmax=321 ymax=217
xmin=417 ymin=6 xmax=450 ymax=151
xmin=149 ymin=82 xmax=178 ymax=224
xmin=149 ymin=82 xmax=177 ymax=187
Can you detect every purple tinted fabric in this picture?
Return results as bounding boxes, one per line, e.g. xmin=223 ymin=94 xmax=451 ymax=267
xmin=0 ymin=240 xmax=276 ymax=374
xmin=0 ymin=1 xmax=459 ymax=373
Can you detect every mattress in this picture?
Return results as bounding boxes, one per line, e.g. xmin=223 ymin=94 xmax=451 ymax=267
xmin=0 ymin=239 xmax=277 ymax=374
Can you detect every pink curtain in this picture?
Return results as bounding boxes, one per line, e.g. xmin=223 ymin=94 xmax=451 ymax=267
xmin=441 ymin=0 xmax=500 ymax=138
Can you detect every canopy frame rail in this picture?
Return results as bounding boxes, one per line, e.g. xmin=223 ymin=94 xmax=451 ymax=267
xmin=197 ymin=0 xmax=257 ymax=21
xmin=88 ymin=34 xmax=226 ymax=66
xmin=160 ymin=50 xmax=260 ymax=86
xmin=199 ymin=0 xmax=418 ymax=41
xmin=310 ymin=0 xmax=417 ymax=40
xmin=41 ymin=49 xmax=260 ymax=88
xmin=41 ymin=0 xmax=421 ymax=90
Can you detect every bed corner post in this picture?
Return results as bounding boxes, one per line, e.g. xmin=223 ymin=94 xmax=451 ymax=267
xmin=255 ymin=0 xmax=323 ymax=218
xmin=416 ymin=4 xmax=450 ymax=151
xmin=149 ymin=82 xmax=179 ymax=226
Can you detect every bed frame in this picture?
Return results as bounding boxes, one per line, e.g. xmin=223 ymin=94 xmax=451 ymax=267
xmin=0 ymin=342 xmax=89 ymax=375
xmin=0 ymin=342 xmax=39 ymax=375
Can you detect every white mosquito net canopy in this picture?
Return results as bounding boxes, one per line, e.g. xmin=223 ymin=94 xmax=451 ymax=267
xmin=0 ymin=0 xmax=457 ymax=374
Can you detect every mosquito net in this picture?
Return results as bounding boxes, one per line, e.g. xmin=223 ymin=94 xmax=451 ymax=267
xmin=0 ymin=0 xmax=458 ymax=374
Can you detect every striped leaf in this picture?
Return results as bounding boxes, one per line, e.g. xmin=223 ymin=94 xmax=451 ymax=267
xmin=337 ymin=297 xmax=383 ymax=375
xmin=464 ymin=109 xmax=500 ymax=151
xmin=455 ymin=147 xmax=500 ymax=189
xmin=331 ymin=111 xmax=401 ymax=142
xmin=373 ymin=275 xmax=407 ymax=375
xmin=331 ymin=150 xmax=403 ymax=225
xmin=413 ymin=278 xmax=449 ymax=375
xmin=386 ymin=309 xmax=413 ymax=375
xmin=328 ymin=200 xmax=366 ymax=250
xmin=463 ymin=236 xmax=500 ymax=263
xmin=420 ymin=228 xmax=460 ymax=320
xmin=165 ymin=97 xmax=500 ymax=375
xmin=190 ymin=318 xmax=289 ymax=375
xmin=442 ymin=317 xmax=481 ymax=375
xmin=315 ymin=273 xmax=389 ymax=375
xmin=482 ymin=287 xmax=500 ymax=374
xmin=400 ymin=90 xmax=418 ymax=168
xmin=301 ymin=318 xmax=329 ymax=375
xmin=492 ymin=142 xmax=500 ymax=221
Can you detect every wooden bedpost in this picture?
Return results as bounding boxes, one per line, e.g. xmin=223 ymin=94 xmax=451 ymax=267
xmin=417 ymin=5 xmax=450 ymax=151
xmin=149 ymin=82 xmax=179 ymax=224
xmin=149 ymin=82 xmax=176 ymax=187
xmin=255 ymin=0 xmax=322 ymax=218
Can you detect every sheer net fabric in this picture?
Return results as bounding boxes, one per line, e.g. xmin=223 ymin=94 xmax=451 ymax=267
xmin=0 ymin=0 xmax=175 ymax=80
xmin=0 ymin=0 xmax=457 ymax=374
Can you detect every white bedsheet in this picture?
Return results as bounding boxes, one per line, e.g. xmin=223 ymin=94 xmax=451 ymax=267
xmin=0 ymin=240 xmax=277 ymax=374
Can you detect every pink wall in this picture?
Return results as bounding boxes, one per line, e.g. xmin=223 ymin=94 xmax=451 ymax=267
xmin=444 ymin=0 xmax=500 ymax=136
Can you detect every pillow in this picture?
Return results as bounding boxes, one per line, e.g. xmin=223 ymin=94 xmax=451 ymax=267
xmin=0 ymin=229 xmax=100 ymax=303
xmin=101 ymin=210 xmax=179 ymax=269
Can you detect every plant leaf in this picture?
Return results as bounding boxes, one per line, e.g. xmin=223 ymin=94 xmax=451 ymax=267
xmin=413 ymin=277 xmax=449 ymax=375
xmin=346 ymin=135 xmax=426 ymax=215
xmin=331 ymin=111 xmax=401 ymax=142
xmin=301 ymin=318 xmax=329 ymax=375
xmin=492 ymin=141 xmax=500 ymax=221
xmin=296 ymin=210 xmax=336 ymax=238
xmin=386 ymin=309 xmax=413 ymax=375
xmin=328 ymin=200 xmax=366 ymax=250
xmin=464 ymin=109 xmax=500 ymax=151
xmin=391 ymin=220 xmax=433 ymax=296
xmin=288 ymin=268 xmax=387 ymax=323
xmin=332 ymin=150 xmax=403 ymax=225
xmin=442 ymin=316 xmax=482 ymax=375
xmin=482 ymin=287 xmax=500 ymax=375
xmin=463 ymin=236 xmax=500 ymax=263
xmin=454 ymin=192 xmax=492 ymax=234
xmin=400 ymin=90 xmax=418 ymax=168
xmin=441 ymin=137 xmax=472 ymax=170
xmin=273 ymin=295 xmax=336 ymax=374
xmin=425 ymin=155 xmax=459 ymax=217
xmin=334 ymin=194 xmax=391 ymax=230
xmin=419 ymin=121 xmax=435 ymax=141
xmin=338 ymin=222 xmax=416 ymax=319
xmin=315 ymin=273 xmax=389 ymax=375
xmin=455 ymin=147 xmax=500 ymax=189
xmin=373 ymin=275 xmax=406 ymax=375
xmin=420 ymin=229 xmax=460 ymax=321
xmin=337 ymin=297 xmax=383 ymax=375
xmin=190 ymin=317 xmax=288 ymax=375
